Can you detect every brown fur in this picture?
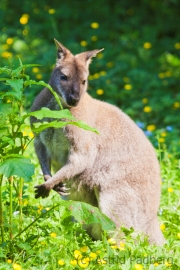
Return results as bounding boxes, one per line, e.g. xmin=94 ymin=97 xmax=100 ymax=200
xmin=31 ymin=39 xmax=164 ymax=245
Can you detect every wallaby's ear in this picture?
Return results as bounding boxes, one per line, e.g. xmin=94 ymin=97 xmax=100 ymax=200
xmin=54 ymin=38 xmax=68 ymax=60
xmin=76 ymin=48 xmax=104 ymax=66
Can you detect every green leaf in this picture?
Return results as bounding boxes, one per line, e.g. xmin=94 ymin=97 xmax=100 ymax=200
xmin=60 ymin=200 xmax=115 ymax=231
xmin=11 ymin=64 xmax=41 ymax=78
xmin=1 ymin=91 xmax=22 ymax=101
xmin=6 ymin=79 xmax=24 ymax=93
xmin=32 ymin=120 xmax=99 ymax=134
xmin=29 ymin=107 xmax=76 ymax=120
xmin=0 ymin=103 xmax=13 ymax=116
xmin=0 ymin=127 xmax=9 ymax=137
xmin=0 ymin=67 xmax=11 ymax=75
xmin=0 ymin=78 xmax=10 ymax=81
xmin=0 ymin=155 xmax=34 ymax=181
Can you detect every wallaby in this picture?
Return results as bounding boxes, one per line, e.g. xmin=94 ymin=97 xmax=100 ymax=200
xmin=30 ymin=39 xmax=164 ymax=245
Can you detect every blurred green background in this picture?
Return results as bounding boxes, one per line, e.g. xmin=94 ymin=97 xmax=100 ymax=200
xmin=0 ymin=0 xmax=180 ymax=147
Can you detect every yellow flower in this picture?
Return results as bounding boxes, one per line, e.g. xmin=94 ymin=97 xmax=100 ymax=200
xmin=32 ymin=67 xmax=40 ymax=73
xmin=147 ymin=124 xmax=156 ymax=132
xmin=58 ymin=260 xmax=65 ymax=266
xmin=111 ymin=245 xmax=119 ymax=249
xmin=120 ymin=242 xmax=125 ymax=247
xmin=96 ymin=250 xmax=101 ymax=254
xmin=7 ymin=259 xmax=12 ymax=263
xmin=36 ymin=74 xmax=42 ymax=79
xmin=22 ymin=29 xmax=28 ymax=35
xmin=173 ymin=102 xmax=180 ymax=108
xmin=123 ymin=77 xmax=130 ymax=83
xmin=80 ymin=40 xmax=88 ymax=47
xmin=143 ymin=106 xmax=152 ymax=113
xmin=20 ymin=14 xmax=29 ymax=25
xmin=174 ymin=42 xmax=180 ymax=50
xmin=89 ymin=252 xmax=97 ymax=260
xmin=107 ymin=62 xmax=114 ymax=68
xmin=22 ymin=131 xmax=27 ymax=136
xmin=168 ymin=187 xmax=173 ymax=192
xmin=161 ymin=132 xmax=167 ymax=137
xmin=88 ymin=75 xmax=93 ymax=80
xmin=78 ymin=257 xmax=90 ymax=268
xmin=1 ymin=51 xmax=12 ymax=58
xmin=50 ymin=232 xmax=57 ymax=238
xmin=142 ymin=98 xmax=148 ymax=104
xmin=124 ymin=84 xmax=132 ymax=90
xmin=93 ymin=73 xmax=100 ymax=79
xmin=23 ymin=199 xmax=28 ymax=206
xmin=154 ymin=262 xmax=159 ymax=267
xmin=100 ymin=71 xmax=107 ymax=76
xmin=143 ymin=42 xmax=152 ymax=49
xmin=70 ymin=260 xmax=77 ymax=266
xmin=164 ymin=71 xmax=172 ymax=77
xmin=38 ymin=204 xmax=43 ymax=210
xmin=160 ymin=224 xmax=165 ymax=231
xmin=97 ymin=258 xmax=107 ymax=264
xmin=80 ymin=246 xmax=88 ymax=252
xmin=91 ymin=22 xmax=99 ymax=29
xmin=97 ymin=52 xmax=103 ymax=59
xmin=96 ymin=89 xmax=104 ymax=95
xmin=29 ymin=132 xmax=34 ymax=138
xmin=74 ymin=250 xmax=82 ymax=259
xmin=6 ymin=38 xmax=13 ymax=45
xmin=165 ymin=261 xmax=172 ymax=267
xmin=91 ymin=36 xmax=98 ymax=41
xmin=158 ymin=72 xmax=165 ymax=79
xmin=107 ymin=238 xmax=116 ymax=245
xmin=135 ymin=263 xmax=143 ymax=270
xmin=48 ymin=9 xmax=56 ymax=14
xmin=13 ymin=263 xmax=22 ymax=270
xmin=159 ymin=137 xmax=165 ymax=143
xmin=177 ymin=233 xmax=180 ymax=238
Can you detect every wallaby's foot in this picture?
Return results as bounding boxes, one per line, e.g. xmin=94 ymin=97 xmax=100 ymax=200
xmin=53 ymin=183 xmax=70 ymax=196
xmin=34 ymin=183 xmax=51 ymax=199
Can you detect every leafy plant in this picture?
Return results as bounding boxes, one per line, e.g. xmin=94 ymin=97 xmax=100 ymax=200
xmin=0 ymin=60 xmax=104 ymax=260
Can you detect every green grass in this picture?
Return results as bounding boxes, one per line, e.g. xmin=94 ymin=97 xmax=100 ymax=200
xmin=0 ymin=136 xmax=180 ymax=270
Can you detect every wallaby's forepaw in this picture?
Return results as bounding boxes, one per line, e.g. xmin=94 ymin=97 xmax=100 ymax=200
xmin=34 ymin=183 xmax=51 ymax=199
xmin=53 ymin=183 xmax=70 ymax=196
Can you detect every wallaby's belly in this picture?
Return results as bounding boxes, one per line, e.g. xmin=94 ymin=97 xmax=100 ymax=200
xmin=40 ymin=127 xmax=69 ymax=169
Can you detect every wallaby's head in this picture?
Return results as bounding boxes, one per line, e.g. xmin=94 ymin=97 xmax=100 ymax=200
xmin=49 ymin=39 xmax=103 ymax=107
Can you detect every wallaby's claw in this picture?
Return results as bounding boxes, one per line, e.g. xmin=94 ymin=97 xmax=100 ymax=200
xmin=53 ymin=183 xmax=70 ymax=196
xmin=34 ymin=183 xmax=50 ymax=199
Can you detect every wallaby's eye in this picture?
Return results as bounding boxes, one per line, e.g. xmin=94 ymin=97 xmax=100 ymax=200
xmin=60 ymin=74 xmax=67 ymax=81
xmin=82 ymin=80 xmax=86 ymax=85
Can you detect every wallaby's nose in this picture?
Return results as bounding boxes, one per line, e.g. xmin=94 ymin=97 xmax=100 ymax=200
xmin=68 ymin=94 xmax=79 ymax=106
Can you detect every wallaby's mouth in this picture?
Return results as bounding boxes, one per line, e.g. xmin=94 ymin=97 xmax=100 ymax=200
xmin=66 ymin=95 xmax=80 ymax=107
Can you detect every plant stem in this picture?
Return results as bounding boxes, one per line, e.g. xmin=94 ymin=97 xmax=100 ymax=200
xmin=0 ymin=175 xmax=4 ymax=243
xmin=9 ymin=176 xmax=13 ymax=240
xmin=19 ymin=177 xmax=23 ymax=232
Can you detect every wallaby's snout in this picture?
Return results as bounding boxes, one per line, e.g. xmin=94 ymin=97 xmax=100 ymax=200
xmin=67 ymin=82 xmax=80 ymax=106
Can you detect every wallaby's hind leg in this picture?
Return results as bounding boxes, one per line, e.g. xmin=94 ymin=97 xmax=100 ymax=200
xmin=97 ymin=189 xmax=164 ymax=245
